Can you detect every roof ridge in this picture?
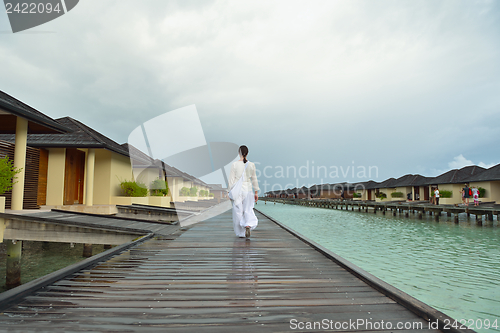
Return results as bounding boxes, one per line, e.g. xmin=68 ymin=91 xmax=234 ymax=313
xmin=63 ymin=117 xmax=106 ymax=146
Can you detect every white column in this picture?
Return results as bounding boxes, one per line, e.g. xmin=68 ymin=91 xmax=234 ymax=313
xmin=86 ymin=149 xmax=95 ymax=206
xmin=11 ymin=117 xmax=28 ymax=211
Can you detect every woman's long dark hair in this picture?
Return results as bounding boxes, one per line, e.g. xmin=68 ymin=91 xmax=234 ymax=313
xmin=239 ymin=145 xmax=249 ymax=163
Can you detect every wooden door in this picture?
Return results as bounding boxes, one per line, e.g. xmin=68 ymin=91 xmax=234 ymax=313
xmin=76 ymin=150 xmax=85 ymax=204
xmin=367 ymin=190 xmax=372 ymax=200
xmin=64 ymin=149 xmax=86 ymax=205
xmin=37 ymin=148 xmax=49 ymax=206
xmin=413 ymin=186 xmax=420 ymax=201
xmin=423 ymin=186 xmax=429 ymax=200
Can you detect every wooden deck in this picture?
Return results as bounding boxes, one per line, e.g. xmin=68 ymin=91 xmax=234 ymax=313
xmin=8 ymin=210 xmax=180 ymax=236
xmin=0 ymin=210 xmax=464 ymax=332
xmin=265 ymin=198 xmax=500 ymax=224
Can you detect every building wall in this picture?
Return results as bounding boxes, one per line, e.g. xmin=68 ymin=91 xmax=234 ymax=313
xmin=93 ymin=149 xmax=112 ymax=204
xmin=111 ymin=152 xmax=134 ymax=197
xmin=134 ymin=167 xmax=161 ymax=190
xmin=432 ymin=184 xmax=462 ymax=205
xmin=355 ymin=189 xmax=368 ymax=200
xmin=376 ymin=188 xmax=404 ymax=202
xmin=46 ymin=148 xmax=66 ymax=205
xmin=395 ymin=186 xmax=412 ymax=200
xmin=469 ymin=181 xmax=500 ymax=203
xmin=167 ymin=176 xmax=184 ymax=202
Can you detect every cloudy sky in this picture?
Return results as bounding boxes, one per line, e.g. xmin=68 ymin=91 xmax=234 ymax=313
xmin=1 ymin=0 xmax=499 ymax=192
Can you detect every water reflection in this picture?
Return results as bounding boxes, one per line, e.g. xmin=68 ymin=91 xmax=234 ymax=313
xmin=227 ymin=238 xmax=259 ymax=306
xmin=0 ymin=240 xmax=107 ymax=292
xmin=228 ymin=238 xmax=258 ymax=282
xmin=0 ymin=214 xmax=144 ymax=292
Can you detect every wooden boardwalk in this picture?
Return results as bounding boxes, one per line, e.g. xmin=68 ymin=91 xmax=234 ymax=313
xmin=265 ymin=198 xmax=500 ymax=224
xmin=13 ymin=210 xmax=180 ymax=236
xmin=0 ymin=210 xmax=460 ymax=332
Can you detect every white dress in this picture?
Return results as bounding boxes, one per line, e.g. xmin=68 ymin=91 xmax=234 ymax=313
xmin=228 ymin=160 xmax=259 ymax=237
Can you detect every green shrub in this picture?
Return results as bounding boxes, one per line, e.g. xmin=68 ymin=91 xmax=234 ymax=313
xmin=391 ymin=192 xmax=404 ymax=198
xmin=478 ymin=187 xmax=486 ymax=198
xmin=352 ymin=192 xmax=362 ymax=198
xmin=439 ymin=190 xmax=452 ymax=198
xmin=189 ymin=187 xmax=198 ymax=197
xmin=120 ymin=180 xmax=148 ymax=197
xmin=150 ymin=178 xmax=169 ymax=196
xmin=376 ymin=192 xmax=387 ymax=200
xmin=199 ymin=190 xmax=209 ymax=197
xmin=180 ymin=187 xmax=190 ymax=196
xmin=0 ymin=155 xmax=22 ymax=195
xmin=209 ymin=193 xmax=214 ymax=197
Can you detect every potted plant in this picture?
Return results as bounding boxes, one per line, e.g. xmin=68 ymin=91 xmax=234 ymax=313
xmin=0 ymin=155 xmax=22 ymax=212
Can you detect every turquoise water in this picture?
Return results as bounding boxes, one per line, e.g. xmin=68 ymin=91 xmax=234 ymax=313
xmin=0 ymin=241 xmax=106 ymax=293
xmin=257 ymin=202 xmax=500 ymax=332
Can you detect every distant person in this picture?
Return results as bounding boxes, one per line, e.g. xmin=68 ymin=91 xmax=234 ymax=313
xmin=434 ymin=187 xmax=440 ymax=205
xmin=430 ymin=188 xmax=435 ymax=205
xmin=407 ymin=192 xmax=412 ymax=201
xmin=463 ymin=184 xmax=470 ymax=206
xmin=461 ymin=188 xmax=465 ymax=205
xmin=472 ymin=186 xmax=479 ymax=207
xmin=228 ymin=145 xmax=259 ymax=238
xmin=341 ymin=190 xmax=345 ymax=200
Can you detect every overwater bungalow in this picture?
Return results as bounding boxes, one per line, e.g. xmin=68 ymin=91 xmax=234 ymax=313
xmin=353 ymin=180 xmax=379 ymax=200
xmin=371 ymin=178 xmax=397 ymax=202
xmin=0 ymin=90 xmax=71 ymax=211
xmin=207 ymin=184 xmax=226 ymax=202
xmin=314 ymin=182 xmax=355 ymax=199
xmin=389 ymin=174 xmax=434 ymax=202
xmin=428 ymin=165 xmax=486 ymax=205
xmin=467 ymin=163 xmax=500 ymax=203
xmin=0 ymin=90 xmax=213 ymax=212
xmin=0 ymin=116 xmax=137 ymax=213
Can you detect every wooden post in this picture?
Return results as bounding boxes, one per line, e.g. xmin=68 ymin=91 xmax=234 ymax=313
xmin=6 ymin=240 xmax=22 ymax=289
xmin=392 ymin=209 xmax=396 ymax=216
xmin=418 ymin=212 xmax=423 ymax=219
xmin=382 ymin=209 xmax=385 ymax=215
xmin=476 ymin=215 xmax=482 ymax=226
xmin=86 ymin=148 xmax=95 ymax=206
xmin=83 ymin=244 xmax=93 ymax=258
xmin=11 ymin=117 xmax=28 ymax=210
xmin=405 ymin=211 xmax=409 ymax=218
xmin=488 ymin=213 xmax=493 ymax=221
xmin=454 ymin=215 xmax=459 ymax=223
xmin=447 ymin=212 xmax=451 ymax=217
xmin=435 ymin=214 xmax=439 ymax=222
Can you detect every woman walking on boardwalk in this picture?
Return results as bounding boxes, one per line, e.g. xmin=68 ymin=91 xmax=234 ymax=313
xmin=228 ymin=145 xmax=259 ymax=238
